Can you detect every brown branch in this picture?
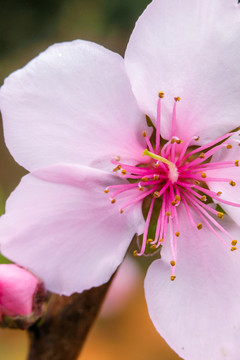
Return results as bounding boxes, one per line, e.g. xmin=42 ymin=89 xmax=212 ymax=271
xmin=27 ymin=278 xmax=113 ymax=360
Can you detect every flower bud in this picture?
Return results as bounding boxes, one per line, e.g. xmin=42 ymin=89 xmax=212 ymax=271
xmin=0 ymin=264 xmax=45 ymax=329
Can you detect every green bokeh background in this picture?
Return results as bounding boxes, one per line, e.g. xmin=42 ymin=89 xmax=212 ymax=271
xmin=0 ymin=1 xmax=180 ymax=359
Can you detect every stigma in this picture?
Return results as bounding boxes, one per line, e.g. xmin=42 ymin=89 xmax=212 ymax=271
xmin=142 ymin=149 xmax=179 ymax=184
xmin=105 ymin=93 xmax=240 ymax=281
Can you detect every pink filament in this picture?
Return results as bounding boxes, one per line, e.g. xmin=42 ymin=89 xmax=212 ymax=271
xmin=106 ymin=96 xmax=239 ymax=278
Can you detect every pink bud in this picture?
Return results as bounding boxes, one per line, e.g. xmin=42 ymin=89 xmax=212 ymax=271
xmin=0 ymin=264 xmax=45 ymax=323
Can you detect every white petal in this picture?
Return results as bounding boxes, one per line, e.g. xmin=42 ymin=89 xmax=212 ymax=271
xmin=145 ymin=209 xmax=240 ymax=360
xmin=0 ymin=164 xmax=144 ymax=295
xmin=125 ymin=0 xmax=240 ymax=143
xmin=1 ymin=40 xmax=147 ymax=172
xmin=206 ymin=133 xmax=240 ymax=224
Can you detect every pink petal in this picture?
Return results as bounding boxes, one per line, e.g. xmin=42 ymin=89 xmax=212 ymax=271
xmin=125 ymin=0 xmax=240 ymax=143
xmin=0 ymin=40 xmax=147 ymax=172
xmin=145 ymin=209 xmax=240 ymax=360
xmin=206 ymin=134 xmax=240 ymax=224
xmin=0 ymin=165 xmax=144 ymax=295
xmin=0 ymin=264 xmax=38 ymax=318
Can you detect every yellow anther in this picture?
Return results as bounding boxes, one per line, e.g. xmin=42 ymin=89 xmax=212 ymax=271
xmin=133 ymin=250 xmax=138 ymax=257
xmin=115 ymin=156 xmax=121 ymax=161
xmin=170 ymin=260 xmax=176 ymax=267
xmin=166 ymin=211 xmax=171 ymax=217
xmin=142 ymin=177 xmax=148 ymax=182
xmin=217 ymin=212 xmax=224 ymax=219
xmin=142 ymin=131 xmax=147 ymax=137
xmin=175 ymin=232 xmax=180 ymax=237
xmin=197 ymin=223 xmax=203 ymax=230
xmin=120 ymin=209 xmax=124 ymax=214
xmin=238 ymin=143 xmax=240 ymax=147
xmin=229 ymin=180 xmax=236 ymax=186
xmin=226 ymin=144 xmax=232 ymax=149
xmin=154 ymin=191 xmax=160 ymax=198
xmin=147 ymin=238 xmax=153 ymax=244
xmin=139 ymin=187 xmax=144 ymax=191
xmin=153 ymin=175 xmax=159 ymax=180
xmin=199 ymin=152 xmax=205 ymax=159
xmin=232 ymin=240 xmax=237 ymax=246
xmin=171 ymin=200 xmax=177 ymax=206
xmin=121 ymin=169 xmax=127 ymax=175
xmin=159 ymin=238 xmax=164 ymax=243
xmin=170 ymin=275 xmax=176 ymax=281
xmin=176 ymin=139 xmax=183 ymax=144
xmin=201 ymin=172 xmax=207 ymax=178
xmin=194 ymin=136 xmax=200 ymax=141
xmin=175 ymin=195 xmax=181 ymax=202
xmin=235 ymin=160 xmax=239 ymax=167
xmin=104 ymin=189 xmax=109 ymax=194
xmin=217 ymin=191 xmax=222 ymax=196
xmin=111 ymin=199 xmax=116 ymax=204
xmin=150 ymin=244 xmax=157 ymax=250
xmin=231 ymin=246 xmax=237 ymax=252
xmin=158 ymin=91 xmax=165 ymax=98
xmin=194 ymin=180 xmax=200 ymax=185
xmin=174 ymin=97 xmax=181 ymax=102
xmin=171 ymin=138 xmax=175 ymax=144
xmin=201 ymin=195 xmax=207 ymax=201
xmin=113 ymin=165 xmax=121 ymax=172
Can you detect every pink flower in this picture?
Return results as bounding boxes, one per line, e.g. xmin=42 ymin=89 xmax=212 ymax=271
xmin=0 ymin=0 xmax=240 ymax=358
xmin=0 ymin=264 xmax=41 ymax=320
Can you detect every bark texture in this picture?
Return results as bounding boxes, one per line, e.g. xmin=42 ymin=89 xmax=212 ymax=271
xmin=27 ymin=280 xmax=112 ymax=360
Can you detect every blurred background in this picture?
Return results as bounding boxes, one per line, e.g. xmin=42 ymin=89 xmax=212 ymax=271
xmin=0 ymin=0 xmax=181 ymax=359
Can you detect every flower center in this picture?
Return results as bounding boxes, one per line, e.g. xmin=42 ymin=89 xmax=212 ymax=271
xmin=142 ymin=149 xmax=179 ymax=184
xmin=104 ymin=92 xmax=240 ymax=281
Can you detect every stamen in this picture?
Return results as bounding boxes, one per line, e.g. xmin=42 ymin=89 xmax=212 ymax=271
xmin=218 ymin=212 xmax=224 ymax=219
xmin=181 ymin=132 xmax=235 ymax=164
xmin=106 ymin=93 xmax=240 ymax=281
xmin=113 ymin=165 xmax=121 ymax=172
xmin=156 ymin=93 xmax=163 ymax=154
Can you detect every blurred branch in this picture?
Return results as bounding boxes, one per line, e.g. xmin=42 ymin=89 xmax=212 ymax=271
xmin=27 ymin=277 xmax=114 ymax=360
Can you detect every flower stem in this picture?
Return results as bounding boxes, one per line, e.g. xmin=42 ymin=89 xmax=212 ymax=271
xmin=27 ymin=276 xmax=114 ymax=360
